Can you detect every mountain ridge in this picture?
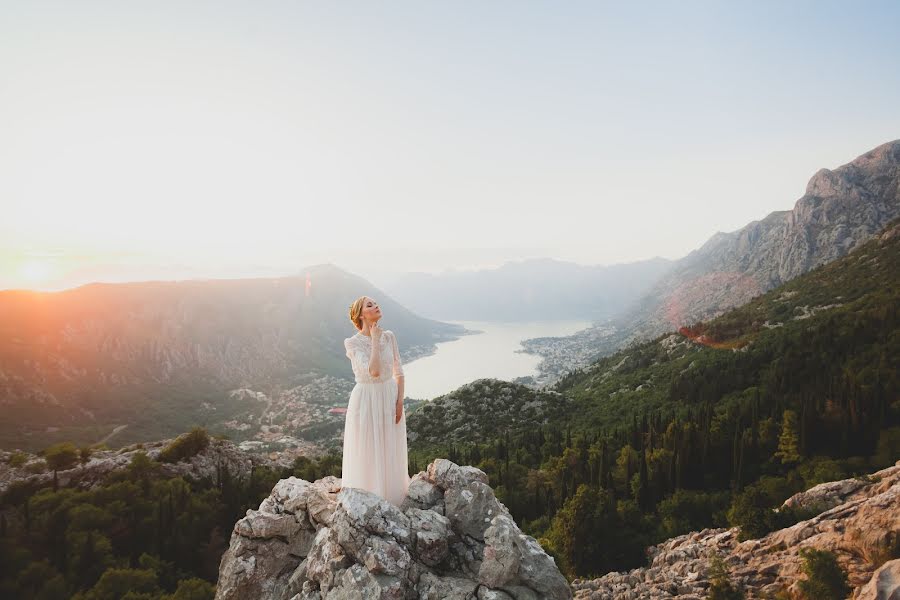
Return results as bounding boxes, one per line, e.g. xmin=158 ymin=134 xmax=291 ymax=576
xmin=524 ymin=138 xmax=900 ymax=381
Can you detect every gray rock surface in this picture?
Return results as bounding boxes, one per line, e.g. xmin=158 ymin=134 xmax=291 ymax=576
xmin=571 ymin=459 xmax=900 ymax=599
xmin=0 ymin=434 xmax=278 ymax=495
xmin=857 ymin=559 xmax=900 ymax=600
xmin=215 ymin=458 xmax=571 ymax=600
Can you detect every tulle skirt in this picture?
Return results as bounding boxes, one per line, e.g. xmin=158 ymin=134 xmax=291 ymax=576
xmin=341 ymin=378 xmax=410 ymax=507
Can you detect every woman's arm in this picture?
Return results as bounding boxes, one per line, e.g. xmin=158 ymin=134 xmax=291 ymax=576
xmin=390 ymin=331 xmax=405 ymax=414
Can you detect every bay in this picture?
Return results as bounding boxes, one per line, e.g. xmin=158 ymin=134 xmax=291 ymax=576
xmin=401 ymin=319 xmax=592 ymax=400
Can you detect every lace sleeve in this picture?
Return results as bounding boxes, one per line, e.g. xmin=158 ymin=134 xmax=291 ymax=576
xmin=389 ymin=331 xmax=404 ymax=377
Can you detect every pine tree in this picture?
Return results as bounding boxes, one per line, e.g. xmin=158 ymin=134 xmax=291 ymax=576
xmin=775 ymin=409 xmax=801 ymax=466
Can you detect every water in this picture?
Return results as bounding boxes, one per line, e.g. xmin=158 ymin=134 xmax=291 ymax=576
xmin=401 ymin=319 xmax=592 ymax=400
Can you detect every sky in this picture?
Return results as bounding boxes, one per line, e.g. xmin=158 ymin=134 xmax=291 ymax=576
xmin=2 ymin=0 xmax=899 ymax=291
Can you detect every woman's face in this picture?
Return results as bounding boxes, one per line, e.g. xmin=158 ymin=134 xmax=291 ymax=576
xmin=361 ymin=297 xmax=382 ymax=325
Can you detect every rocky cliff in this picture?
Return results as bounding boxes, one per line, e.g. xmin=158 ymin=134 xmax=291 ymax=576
xmin=626 ymin=138 xmax=900 ymax=341
xmin=571 ymin=459 xmax=900 ymax=599
xmin=214 ymin=458 xmax=572 ymax=599
xmin=532 ymin=139 xmax=900 ymax=378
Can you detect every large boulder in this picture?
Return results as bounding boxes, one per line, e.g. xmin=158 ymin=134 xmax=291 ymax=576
xmin=857 ymin=559 xmax=900 ymax=600
xmin=215 ymin=458 xmax=572 ymax=600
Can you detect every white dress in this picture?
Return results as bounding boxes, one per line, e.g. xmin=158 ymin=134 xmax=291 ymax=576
xmin=341 ymin=329 xmax=410 ymax=507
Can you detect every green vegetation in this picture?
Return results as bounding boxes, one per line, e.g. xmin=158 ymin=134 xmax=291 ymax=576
xmin=409 ymin=218 xmax=900 ymax=579
xmin=3 ymin=218 xmax=898 ymax=596
xmin=406 ymin=379 xmax=575 ymax=446
xmin=706 ymin=553 xmax=745 ymax=600
xmin=158 ymin=428 xmax=211 ymax=464
xmin=0 ymin=429 xmax=344 ymax=600
xmin=796 ymin=547 xmax=851 ymax=600
xmin=7 ymin=451 xmax=28 ymax=468
xmin=43 ymin=442 xmax=80 ymax=473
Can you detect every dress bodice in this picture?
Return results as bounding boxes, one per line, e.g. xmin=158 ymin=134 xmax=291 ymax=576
xmin=344 ymin=330 xmax=405 ymax=384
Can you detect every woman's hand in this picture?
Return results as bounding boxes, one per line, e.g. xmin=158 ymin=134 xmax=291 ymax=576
xmin=395 ymin=397 xmax=403 ymax=423
xmin=370 ymin=323 xmax=383 ymax=340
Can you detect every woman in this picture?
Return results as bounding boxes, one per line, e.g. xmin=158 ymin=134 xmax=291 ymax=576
xmin=339 ymin=295 xmax=410 ymax=506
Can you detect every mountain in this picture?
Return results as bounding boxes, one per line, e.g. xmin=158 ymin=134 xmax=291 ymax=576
xmin=408 ymin=217 xmax=899 ymax=443
xmin=552 ymin=215 xmax=899 ymax=434
xmin=526 ymin=139 xmax=900 ymax=381
xmin=376 ymin=256 xmax=673 ymax=322
xmin=0 ymin=264 xmax=465 ymax=452
xmin=401 ymin=218 xmax=899 ymax=585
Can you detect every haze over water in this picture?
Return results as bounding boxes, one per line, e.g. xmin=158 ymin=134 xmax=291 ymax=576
xmin=401 ymin=319 xmax=592 ymax=400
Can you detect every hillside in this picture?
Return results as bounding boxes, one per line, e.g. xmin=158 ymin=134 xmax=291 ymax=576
xmin=406 ymin=378 xmax=575 ymax=448
xmin=0 ymin=264 xmax=465 ymax=451
xmin=553 ymin=214 xmax=900 ymax=436
xmin=571 ymin=459 xmax=900 ymax=598
xmin=404 ymin=217 xmax=899 ymax=584
xmin=407 ymin=217 xmax=898 ymax=446
xmin=526 ymin=139 xmax=900 ymax=382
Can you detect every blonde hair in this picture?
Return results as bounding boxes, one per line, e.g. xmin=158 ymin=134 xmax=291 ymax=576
xmin=349 ymin=296 xmax=368 ymax=331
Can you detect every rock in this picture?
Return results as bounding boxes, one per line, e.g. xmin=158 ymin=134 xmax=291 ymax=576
xmin=0 ymin=436 xmax=280 ymax=496
xmin=216 ymin=458 xmax=571 ymax=599
xmin=479 ymin=513 xmax=571 ymax=599
xmin=444 ymin=480 xmax=512 ymax=542
xmin=781 ymin=476 xmax=869 ymax=512
xmin=426 ymin=458 xmax=490 ymax=489
xmin=857 ymin=559 xmax=900 ymax=600
xmin=399 ymin=474 xmax=443 ymax=511
xmin=571 ymin=459 xmax=900 ymax=599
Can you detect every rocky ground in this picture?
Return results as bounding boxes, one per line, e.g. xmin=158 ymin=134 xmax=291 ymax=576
xmin=571 ymin=459 xmax=900 ymax=599
xmin=0 ymin=434 xmax=281 ymax=495
xmin=214 ymin=458 xmax=572 ymax=599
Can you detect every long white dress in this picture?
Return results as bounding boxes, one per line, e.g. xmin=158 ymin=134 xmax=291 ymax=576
xmin=341 ymin=329 xmax=410 ymax=507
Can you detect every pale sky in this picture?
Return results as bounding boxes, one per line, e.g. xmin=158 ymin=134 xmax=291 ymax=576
xmin=2 ymin=1 xmax=899 ymax=291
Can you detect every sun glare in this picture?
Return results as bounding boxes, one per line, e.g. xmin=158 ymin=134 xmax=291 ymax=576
xmin=19 ymin=259 xmax=55 ymax=289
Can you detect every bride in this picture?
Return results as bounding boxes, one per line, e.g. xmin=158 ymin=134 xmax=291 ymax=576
xmin=338 ymin=295 xmax=410 ymax=506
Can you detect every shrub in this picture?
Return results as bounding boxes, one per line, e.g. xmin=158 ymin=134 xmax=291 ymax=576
xmin=158 ymin=427 xmax=210 ymax=464
xmin=24 ymin=460 xmax=48 ymax=474
xmin=795 ymin=547 xmax=851 ymax=600
xmin=706 ymin=552 xmax=745 ymax=599
xmin=43 ymin=442 xmax=79 ymax=472
xmin=7 ymin=451 xmax=28 ymax=468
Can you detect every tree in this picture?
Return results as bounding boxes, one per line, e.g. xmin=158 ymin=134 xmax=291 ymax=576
xmin=164 ymin=577 xmax=216 ymax=600
xmin=796 ymin=547 xmax=851 ymax=600
xmin=79 ymin=446 xmax=93 ymax=467
xmin=73 ymin=567 xmax=161 ymax=600
xmin=774 ymin=410 xmax=801 ymax=467
xmin=707 ymin=552 xmax=745 ymax=599
xmin=44 ymin=442 xmax=79 ymax=474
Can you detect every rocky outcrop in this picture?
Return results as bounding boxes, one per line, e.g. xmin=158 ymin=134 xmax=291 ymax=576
xmin=571 ymin=459 xmax=900 ymax=599
xmin=215 ymin=458 xmax=571 ymax=600
xmin=857 ymin=559 xmax=900 ymax=600
xmin=0 ymin=434 xmax=279 ymax=495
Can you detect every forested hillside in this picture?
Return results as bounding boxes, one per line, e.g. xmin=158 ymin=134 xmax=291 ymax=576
xmin=408 ymin=217 xmax=900 ymax=578
xmin=2 ymin=218 xmax=897 ymax=598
